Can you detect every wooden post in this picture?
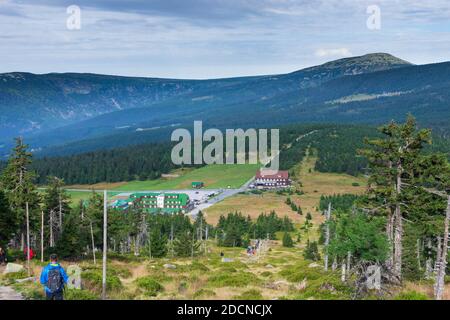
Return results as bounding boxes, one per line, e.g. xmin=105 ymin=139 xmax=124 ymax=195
xmin=41 ymin=210 xmax=44 ymax=263
xmin=90 ymin=221 xmax=96 ymax=265
xmin=26 ymin=202 xmax=30 ymax=277
xmin=102 ymin=190 xmax=107 ymax=300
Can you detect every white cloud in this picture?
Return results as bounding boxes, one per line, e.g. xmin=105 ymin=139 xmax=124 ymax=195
xmin=315 ymin=48 xmax=353 ymax=58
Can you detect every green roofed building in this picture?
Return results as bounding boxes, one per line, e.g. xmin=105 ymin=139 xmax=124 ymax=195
xmin=192 ymin=181 xmax=204 ymax=189
xmin=120 ymin=192 xmax=192 ymax=214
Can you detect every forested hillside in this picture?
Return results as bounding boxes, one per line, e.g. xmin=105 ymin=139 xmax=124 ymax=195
xmin=5 ymin=53 xmax=450 ymax=157
xmin=0 ymin=122 xmax=448 ymax=186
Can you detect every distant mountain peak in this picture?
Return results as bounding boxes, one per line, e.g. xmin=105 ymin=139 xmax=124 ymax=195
xmin=308 ymin=52 xmax=412 ymax=73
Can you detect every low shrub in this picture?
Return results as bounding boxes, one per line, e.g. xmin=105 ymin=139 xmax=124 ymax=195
xmin=233 ymin=289 xmax=263 ymax=300
xmin=82 ymin=270 xmax=122 ymax=291
xmin=207 ymin=272 xmax=261 ymax=288
xmin=135 ymin=276 xmax=164 ymax=297
xmin=394 ymin=291 xmax=429 ymax=300
xmin=193 ymin=288 xmax=216 ymax=299
xmin=65 ymin=289 xmax=98 ymax=300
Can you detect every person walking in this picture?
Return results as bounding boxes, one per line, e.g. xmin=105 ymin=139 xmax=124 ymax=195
xmin=0 ymin=247 xmax=7 ymax=266
xmin=40 ymin=254 xmax=69 ymax=300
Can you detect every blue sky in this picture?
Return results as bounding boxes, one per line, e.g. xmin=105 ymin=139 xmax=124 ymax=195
xmin=1 ymin=0 xmax=450 ymax=79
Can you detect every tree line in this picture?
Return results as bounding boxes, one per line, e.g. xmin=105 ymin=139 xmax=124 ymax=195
xmin=318 ymin=116 xmax=450 ymax=299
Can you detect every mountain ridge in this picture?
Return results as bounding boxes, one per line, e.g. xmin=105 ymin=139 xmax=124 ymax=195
xmin=1 ymin=53 xmax=448 ymax=157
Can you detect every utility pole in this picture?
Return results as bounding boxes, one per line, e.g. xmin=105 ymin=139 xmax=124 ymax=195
xmin=26 ymin=202 xmax=30 ymax=277
xmin=102 ymin=190 xmax=107 ymax=300
xmin=41 ymin=210 xmax=44 ymax=263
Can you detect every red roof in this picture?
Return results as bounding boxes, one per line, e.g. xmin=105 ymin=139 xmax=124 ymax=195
xmin=256 ymin=170 xmax=289 ymax=179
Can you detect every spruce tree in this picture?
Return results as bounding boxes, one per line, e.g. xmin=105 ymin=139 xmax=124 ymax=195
xmin=1 ymin=138 xmax=40 ymax=248
xmin=360 ymin=116 xmax=431 ymax=280
xmin=56 ymin=209 xmax=88 ymax=259
xmin=174 ymin=231 xmax=199 ymax=257
xmin=0 ymin=191 xmax=15 ymax=247
xmin=282 ymin=232 xmax=294 ymax=247
xmin=148 ymin=229 xmax=168 ymax=258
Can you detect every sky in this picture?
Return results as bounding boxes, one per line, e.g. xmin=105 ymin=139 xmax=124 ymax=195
xmin=1 ymin=0 xmax=450 ymax=79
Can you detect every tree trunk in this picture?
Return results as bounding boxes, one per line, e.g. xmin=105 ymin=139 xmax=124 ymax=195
xmin=41 ymin=211 xmax=44 ymax=263
xmin=90 ymin=221 xmax=96 ymax=265
xmin=416 ymin=238 xmax=422 ymax=271
xmin=20 ymin=232 xmax=24 ymax=251
xmin=341 ymin=262 xmax=346 ymax=282
xmin=393 ymin=205 xmax=403 ymax=280
xmin=324 ymin=203 xmax=331 ymax=271
xmin=102 ymin=190 xmax=107 ymax=300
xmin=26 ymin=202 xmax=30 ymax=277
xmin=434 ymin=195 xmax=450 ymax=300
xmin=49 ymin=210 xmax=54 ymax=247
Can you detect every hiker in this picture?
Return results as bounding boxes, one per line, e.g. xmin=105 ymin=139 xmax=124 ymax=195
xmin=0 ymin=247 xmax=7 ymax=265
xmin=40 ymin=254 xmax=69 ymax=300
xmin=24 ymin=246 xmax=34 ymax=260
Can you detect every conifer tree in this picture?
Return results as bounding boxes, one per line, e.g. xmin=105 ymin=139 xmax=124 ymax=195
xmin=148 ymin=229 xmax=168 ymax=258
xmin=360 ymin=116 xmax=431 ymax=280
xmin=282 ymin=232 xmax=294 ymax=247
xmin=0 ymin=191 xmax=15 ymax=247
xmin=1 ymin=138 xmax=40 ymax=249
xmin=174 ymin=231 xmax=200 ymax=257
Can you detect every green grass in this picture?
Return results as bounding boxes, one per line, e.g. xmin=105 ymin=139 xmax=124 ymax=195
xmin=66 ymin=191 xmax=123 ymax=208
xmin=114 ymin=164 xmax=259 ymax=191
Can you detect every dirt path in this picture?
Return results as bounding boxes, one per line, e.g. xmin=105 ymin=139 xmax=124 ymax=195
xmin=0 ymin=286 xmax=24 ymax=300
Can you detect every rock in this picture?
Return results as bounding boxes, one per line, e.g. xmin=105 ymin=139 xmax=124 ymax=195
xmin=266 ymin=280 xmax=290 ymax=290
xmin=15 ymin=277 xmax=34 ymax=283
xmin=265 ymin=264 xmax=274 ymax=269
xmin=67 ymin=265 xmax=82 ymax=289
xmin=163 ymin=263 xmax=177 ymax=269
xmin=3 ymin=263 xmax=24 ymax=274
xmin=308 ymin=262 xmax=320 ymax=268
xmin=221 ymin=258 xmax=234 ymax=263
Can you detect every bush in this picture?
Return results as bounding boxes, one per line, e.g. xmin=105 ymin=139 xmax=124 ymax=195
xmin=303 ymin=240 xmax=321 ymax=261
xmin=193 ymin=289 xmax=216 ymax=299
xmin=65 ymin=289 xmax=98 ymax=300
xmin=2 ymin=270 xmax=28 ymax=283
xmin=233 ymin=289 xmax=263 ymax=300
xmin=6 ymin=249 xmax=24 ymax=262
xmin=135 ymin=277 xmax=164 ymax=297
xmin=208 ymin=272 xmax=260 ymax=288
xmin=394 ymin=291 xmax=429 ymax=300
xmin=82 ymin=270 xmax=122 ymax=291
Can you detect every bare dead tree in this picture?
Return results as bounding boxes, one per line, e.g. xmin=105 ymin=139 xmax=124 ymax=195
xmin=434 ymin=195 xmax=450 ymax=300
xmin=324 ymin=203 xmax=331 ymax=271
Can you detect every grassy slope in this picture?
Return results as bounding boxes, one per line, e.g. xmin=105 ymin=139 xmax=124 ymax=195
xmin=114 ymin=164 xmax=259 ymax=191
xmin=6 ymin=150 xmax=446 ymax=300
xmin=203 ymin=149 xmax=367 ymax=226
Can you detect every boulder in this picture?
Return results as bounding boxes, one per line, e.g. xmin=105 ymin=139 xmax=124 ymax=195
xmin=67 ymin=265 xmax=82 ymax=289
xmin=308 ymin=262 xmax=320 ymax=268
xmin=163 ymin=263 xmax=177 ymax=269
xmin=3 ymin=263 xmax=24 ymax=274
xmin=265 ymin=264 xmax=274 ymax=269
